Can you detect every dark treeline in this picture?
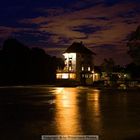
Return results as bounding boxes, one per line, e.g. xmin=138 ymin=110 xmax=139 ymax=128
xmin=0 ymin=38 xmax=64 ymax=85
xmin=101 ymin=25 xmax=140 ymax=80
xmin=126 ymin=25 xmax=140 ymax=79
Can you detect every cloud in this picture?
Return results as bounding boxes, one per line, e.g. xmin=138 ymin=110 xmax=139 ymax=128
xmin=0 ymin=26 xmax=19 ymax=38
xmin=0 ymin=26 xmax=43 ymax=48
xmin=20 ymin=16 xmax=47 ymax=24
xmin=34 ymin=1 xmax=139 ymax=46
xmin=1 ymin=0 xmax=140 ymax=64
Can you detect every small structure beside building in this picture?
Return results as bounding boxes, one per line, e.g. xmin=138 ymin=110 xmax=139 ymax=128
xmin=56 ymin=42 xmax=100 ymax=85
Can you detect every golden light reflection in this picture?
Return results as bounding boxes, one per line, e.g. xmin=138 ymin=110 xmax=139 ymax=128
xmin=53 ymin=88 xmax=102 ymax=135
xmin=87 ymin=89 xmax=102 ymax=132
xmin=54 ymin=88 xmax=82 ymax=134
xmin=92 ymin=91 xmax=100 ymax=116
xmin=55 ymin=87 xmax=64 ymax=94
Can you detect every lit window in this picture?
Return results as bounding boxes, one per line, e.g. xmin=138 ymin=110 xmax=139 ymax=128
xmin=69 ymin=66 xmax=72 ymax=71
xmin=64 ymin=59 xmax=67 ymax=65
xmin=56 ymin=73 xmax=62 ymax=79
xmin=89 ymin=74 xmax=92 ymax=78
xmin=82 ymin=67 xmax=84 ymax=71
xmin=82 ymin=74 xmax=85 ymax=78
xmin=85 ymin=74 xmax=88 ymax=78
xmin=88 ymin=67 xmax=90 ymax=71
xmin=70 ymin=73 xmax=76 ymax=79
xmin=62 ymin=73 xmax=69 ymax=79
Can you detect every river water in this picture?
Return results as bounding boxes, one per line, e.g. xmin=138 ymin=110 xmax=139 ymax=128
xmin=0 ymin=86 xmax=140 ymax=140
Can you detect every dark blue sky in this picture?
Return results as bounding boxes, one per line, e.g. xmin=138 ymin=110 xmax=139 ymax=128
xmin=0 ymin=0 xmax=140 ymax=65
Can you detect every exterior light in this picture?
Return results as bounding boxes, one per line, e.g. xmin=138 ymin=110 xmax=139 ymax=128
xmin=92 ymin=70 xmax=94 ymax=73
xmin=88 ymin=67 xmax=90 ymax=71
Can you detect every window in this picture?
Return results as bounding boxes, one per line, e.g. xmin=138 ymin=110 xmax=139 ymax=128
xmin=88 ymin=67 xmax=91 ymax=71
xmin=69 ymin=66 xmax=72 ymax=71
xmin=85 ymin=74 xmax=88 ymax=78
xmin=82 ymin=66 xmax=84 ymax=71
xmin=82 ymin=74 xmax=85 ymax=78
xmin=62 ymin=73 xmax=69 ymax=79
xmin=70 ymin=73 xmax=76 ymax=79
xmin=56 ymin=73 xmax=62 ymax=79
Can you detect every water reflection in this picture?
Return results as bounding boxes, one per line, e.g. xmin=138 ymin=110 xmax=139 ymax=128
xmin=87 ymin=89 xmax=100 ymax=117
xmin=0 ymin=86 xmax=140 ymax=140
xmin=88 ymin=90 xmax=101 ymax=128
xmin=54 ymin=88 xmax=102 ymax=135
xmin=77 ymin=88 xmax=102 ymax=135
xmin=54 ymin=88 xmax=82 ymax=134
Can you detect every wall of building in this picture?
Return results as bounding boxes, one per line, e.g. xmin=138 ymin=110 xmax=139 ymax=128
xmin=56 ymin=52 xmax=96 ymax=85
xmin=76 ymin=53 xmax=93 ymax=83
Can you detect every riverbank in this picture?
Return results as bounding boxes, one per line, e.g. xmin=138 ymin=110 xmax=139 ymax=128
xmin=0 ymin=80 xmax=140 ymax=91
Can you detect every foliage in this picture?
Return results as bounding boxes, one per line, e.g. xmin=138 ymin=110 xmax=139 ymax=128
xmin=101 ymin=58 xmax=115 ymax=75
xmin=0 ymin=38 xmax=63 ymax=85
xmin=126 ymin=63 xmax=140 ymax=79
xmin=127 ymin=25 xmax=140 ymax=65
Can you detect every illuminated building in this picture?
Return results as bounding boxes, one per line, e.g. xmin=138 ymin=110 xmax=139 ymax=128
xmin=56 ymin=42 xmax=99 ymax=84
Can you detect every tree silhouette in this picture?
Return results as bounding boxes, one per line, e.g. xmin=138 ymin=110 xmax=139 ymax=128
xmin=0 ymin=38 xmax=62 ymax=85
xmin=1 ymin=38 xmax=31 ymax=84
xmin=101 ymin=58 xmax=115 ymax=75
xmin=127 ymin=25 xmax=140 ymax=65
xmin=126 ymin=26 xmax=140 ymax=79
xmin=126 ymin=63 xmax=140 ymax=79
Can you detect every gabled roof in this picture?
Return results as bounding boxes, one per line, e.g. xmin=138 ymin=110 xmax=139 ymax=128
xmin=64 ymin=42 xmax=96 ymax=55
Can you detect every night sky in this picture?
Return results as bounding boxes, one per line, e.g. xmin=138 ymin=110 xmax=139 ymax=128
xmin=0 ymin=0 xmax=140 ymax=65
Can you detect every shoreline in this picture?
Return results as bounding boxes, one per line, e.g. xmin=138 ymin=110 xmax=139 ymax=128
xmin=0 ymin=84 xmax=139 ymax=92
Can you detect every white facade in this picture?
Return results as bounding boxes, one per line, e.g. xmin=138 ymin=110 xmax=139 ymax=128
xmin=63 ymin=53 xmax=76 ymax=72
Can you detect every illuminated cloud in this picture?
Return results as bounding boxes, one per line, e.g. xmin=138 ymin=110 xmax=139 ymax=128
xmin=0 ymin=26 xmax=19 ymax=38
xmin=20 ymin=16 xmax=47 ymax=24
xmin=0 ymin=0 xmax=140 ymax=64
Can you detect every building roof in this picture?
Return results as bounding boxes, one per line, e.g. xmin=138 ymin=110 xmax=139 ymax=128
xmin=64 ymin=42 xmax=96 ymax=55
